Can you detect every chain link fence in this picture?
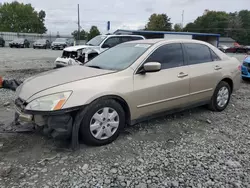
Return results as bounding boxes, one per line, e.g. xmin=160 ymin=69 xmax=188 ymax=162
xmin=0 ymin=32 xmax=73 ymax=47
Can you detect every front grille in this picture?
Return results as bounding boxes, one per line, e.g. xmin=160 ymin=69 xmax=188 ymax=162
xmin=242 ymin=71 xmax=247 ymax=75
xmin=243 ymin=62 xmax=249 ymax=67
xmin=15 ymin=98 xmax=27 ymax=110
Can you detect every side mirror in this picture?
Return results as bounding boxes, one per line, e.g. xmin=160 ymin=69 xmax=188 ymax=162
xmin=102 ymin=43 xmax=111 ymax=48
xmin=138 ymin=62 xmax=161 ymax=74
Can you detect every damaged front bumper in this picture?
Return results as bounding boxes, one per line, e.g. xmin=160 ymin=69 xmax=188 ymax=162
xmin=54 ymin=57 xmax=82 ymax=68
xmin=15 ymin=98 xmax=81 ymax=139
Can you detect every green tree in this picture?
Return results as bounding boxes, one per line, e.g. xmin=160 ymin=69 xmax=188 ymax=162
xmin=186 ymin=11 xmax=229 ymax=35
xmin=174 ymin=23 xmax=182 ymax=32
xmin=145 ymin=13 xmax=172 ymax=31
xmin=87 ymin=26 xmax=101 ymax=41
xmin=0 ymin=1 xmax=47 ymax=33
xmin=71 ymin=29 xmax=87 ymax=40
xmin=183 ymin=10 xmax=250 ymax=45
xmin=183 ymin=22 xmax=197 ymax=32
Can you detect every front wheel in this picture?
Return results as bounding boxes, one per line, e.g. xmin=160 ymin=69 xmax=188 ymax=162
xmin=79 ymin=99 xmax=125 ymax=146
xmin=208 ymin=81 xmax=231 ymax=112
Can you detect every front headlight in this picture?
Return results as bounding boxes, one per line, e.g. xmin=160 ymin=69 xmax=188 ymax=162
xmin=25 ymin=91 xmax=72 ymax=111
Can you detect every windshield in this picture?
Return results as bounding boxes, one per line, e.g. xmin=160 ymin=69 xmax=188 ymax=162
xmin=13 ymin=38 xmax=24 ymax=42
xmin=85 ymin=43 xmax=151 ymax=70
xmin=86 ymin=35 xmax=107 ymax=46
xmin=36 ymin=39 xmax=46 ymax=43
xmin=54 ymin=38 xmax=67 ymax=42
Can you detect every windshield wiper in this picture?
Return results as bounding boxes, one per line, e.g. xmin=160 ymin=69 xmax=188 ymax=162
xmin=86 ymin=65 xmax=101 ymax=69
xmin=86 ymin=43 xmax=93 ymax=46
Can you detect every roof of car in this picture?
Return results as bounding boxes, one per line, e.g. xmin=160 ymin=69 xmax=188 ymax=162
xmin=127 ymin=38 xmax=212 ymax=45
xmin=105 ymin=34 xmax=145 ymax=38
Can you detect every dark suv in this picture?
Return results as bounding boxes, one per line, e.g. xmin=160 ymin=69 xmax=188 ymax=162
xmin=0 ymin=37 xmax=5 ymax=47
xmin=9 ymin=38 xmax=30 ymax=48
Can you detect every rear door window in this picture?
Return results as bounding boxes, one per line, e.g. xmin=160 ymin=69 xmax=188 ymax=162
xmin=102 ymin=37 xmax=121 ymax=48
xmin=184 ymin=43 xmax=213 ymax=65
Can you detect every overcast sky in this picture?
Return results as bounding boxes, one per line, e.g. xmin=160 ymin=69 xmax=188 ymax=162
xmin=1 ymin=0 xmax=250 ymax=35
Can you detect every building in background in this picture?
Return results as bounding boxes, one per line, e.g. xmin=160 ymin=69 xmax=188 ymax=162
xmin=114 ymin=29 xmax=220 ymax=47
xmin=219 ymin=37 xmax=236 ymax=47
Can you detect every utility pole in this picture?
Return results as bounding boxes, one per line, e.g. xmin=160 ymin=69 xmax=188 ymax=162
xmin=182 ymin=10 xmax=184 ymax=31
xmin=77 ymin=4 xmax=80 ymax=45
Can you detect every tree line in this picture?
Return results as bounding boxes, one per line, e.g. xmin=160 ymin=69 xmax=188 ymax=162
xmin=144 ymin=10 xmax=250 ymax=45
xmin=1 ymin=1 xmax=250 ymax=44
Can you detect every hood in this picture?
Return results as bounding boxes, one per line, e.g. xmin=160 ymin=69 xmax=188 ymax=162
xmin=64 ymin=45 xmax=91 ymax=52
xmin=64 ymin=45 xmax=100 ymax=52
xmin=18 ymin=66 xmax=115 ymax=101
xmin=34 ymin=42 xmax=46 ymax=45
xmin=52 ymin=41 xmax=66 ymax=45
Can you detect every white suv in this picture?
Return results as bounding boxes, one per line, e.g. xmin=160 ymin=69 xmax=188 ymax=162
xmin=54 ymin=34 xmax=145 ymax=68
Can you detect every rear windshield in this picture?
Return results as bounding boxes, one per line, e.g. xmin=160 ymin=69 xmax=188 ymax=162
xmin=55 ymin=38 xmax=68 ymax=42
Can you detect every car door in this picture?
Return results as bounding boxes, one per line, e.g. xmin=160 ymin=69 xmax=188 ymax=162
xmin=132 ymin=43 xmax=190 ymax=119
xmin=183 ymin=43 xmax=223 ymax=104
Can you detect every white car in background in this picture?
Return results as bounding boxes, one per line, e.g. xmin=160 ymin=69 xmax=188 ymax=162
xmin=54 ymin=34 xmax=145 ymax=68
xmin=218 ymin=45 xmax=229 ymax=53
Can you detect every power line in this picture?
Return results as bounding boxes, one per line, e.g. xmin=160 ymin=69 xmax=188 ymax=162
xmin=77 ymin=4 xmax=80 ymax=43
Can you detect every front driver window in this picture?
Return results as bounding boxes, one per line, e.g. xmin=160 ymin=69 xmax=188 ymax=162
xmin=102 ymin=37 xmax=120 ymax=48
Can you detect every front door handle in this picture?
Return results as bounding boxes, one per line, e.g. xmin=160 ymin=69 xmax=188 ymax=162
xmin=178 ymin=72 xmax=188 ymax=78
xmin=214 ymin=65 xmax=222 ymax=70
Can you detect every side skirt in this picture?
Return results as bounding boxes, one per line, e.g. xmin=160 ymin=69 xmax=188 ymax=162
xmin=130 ymin=101 xmax=210 ymax=126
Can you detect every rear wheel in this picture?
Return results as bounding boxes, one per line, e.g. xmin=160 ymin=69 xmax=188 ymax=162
xmin=208 ymin=81 xmax=231 ymax=111
xmin=79 ymin=99 xmax=125 ymax=146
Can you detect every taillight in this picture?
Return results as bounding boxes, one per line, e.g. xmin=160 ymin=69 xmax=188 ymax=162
xmin=238 ymin=65 xmax=241 ymax=70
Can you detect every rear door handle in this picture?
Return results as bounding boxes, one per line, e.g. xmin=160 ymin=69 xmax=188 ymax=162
xmin=178 ymin=72 xmax=188 ymax=78
xmin=214 ymin=65 xmax=222 ymax=70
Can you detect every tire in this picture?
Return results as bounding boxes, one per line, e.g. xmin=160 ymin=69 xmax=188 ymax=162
xmin=208 ymin=81 xmax=231 ymax=112
xmin=79 ymin=99 xmax=125 ymax=146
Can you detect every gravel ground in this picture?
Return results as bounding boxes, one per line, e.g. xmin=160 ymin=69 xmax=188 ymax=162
xmin=0 ymin=49 xmax=250 ymax=188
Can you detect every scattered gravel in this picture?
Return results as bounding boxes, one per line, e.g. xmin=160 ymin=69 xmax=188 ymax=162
xmin=0 ymin=50 xmax=250 ymax=187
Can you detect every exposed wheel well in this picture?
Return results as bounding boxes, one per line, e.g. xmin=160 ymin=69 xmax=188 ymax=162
xmin=91 ymin=95 xmax=131 ymax=125
xmin=88 ymin=52 xmax=99 ymax=60
xmin=221 ymin=78 xmax=233 ymax=91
